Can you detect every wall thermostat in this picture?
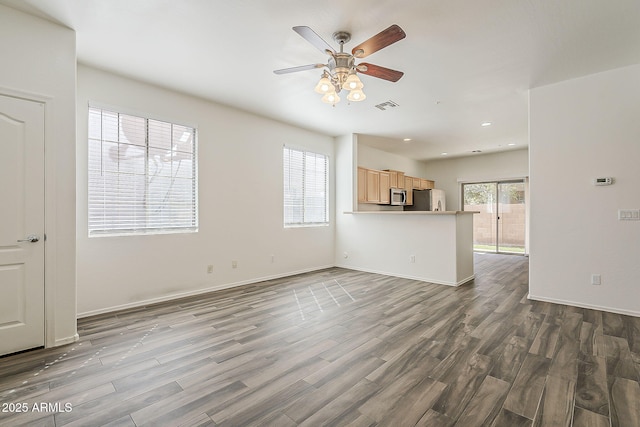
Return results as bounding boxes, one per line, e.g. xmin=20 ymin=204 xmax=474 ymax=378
xmin=593 ymin=177 xmax=613 ymax=186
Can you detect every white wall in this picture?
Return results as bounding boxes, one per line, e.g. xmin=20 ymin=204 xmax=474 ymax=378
xmin=76 ymin=65 xmax=335 ymax=315
xmin=529 ymin=64 xmax=640 ymax=316
xmin=334 ymin=133 xmax=356 ymax=266
xmin=423 ymin=149 xmax=529 ymax=211
xmin=0 ymin=5 xmax=77 ymax=346
xmin=358 ymin=143 xmax=428 ymax=177
xmin=335 ymin=134 xmax=357 ymax=215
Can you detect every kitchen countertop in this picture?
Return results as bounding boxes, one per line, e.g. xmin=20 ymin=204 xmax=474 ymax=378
xmin=343 ymin=211 xmax=478 ymax=215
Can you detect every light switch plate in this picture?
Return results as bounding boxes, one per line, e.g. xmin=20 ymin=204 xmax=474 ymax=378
xmin=618 ymin=209 xmax=640 ymax=220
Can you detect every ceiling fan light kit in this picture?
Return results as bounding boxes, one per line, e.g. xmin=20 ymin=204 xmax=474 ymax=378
xmin=274 ymin=24 xmax=406 ymax=106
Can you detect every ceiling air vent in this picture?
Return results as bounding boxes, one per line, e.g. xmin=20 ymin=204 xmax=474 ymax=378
xmin=374 ymin=100 xmax=399 ymax=111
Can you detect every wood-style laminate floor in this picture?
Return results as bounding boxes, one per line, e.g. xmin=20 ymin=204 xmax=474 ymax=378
xmin=1 ymin=254 xmax=639 ymax=426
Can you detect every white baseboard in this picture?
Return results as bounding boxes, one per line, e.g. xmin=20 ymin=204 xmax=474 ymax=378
xmin=455 ymin=275 xmax=476 ymax=286
xmin=52 ymin=333 xmax=79 ymax=347
xmin=528 ymin=294 xmax=640 ymax=318
xmin=334 ymin=263 xmax=474 ymax=287
xmin=77 ymin=265 xmax=334 ymax=318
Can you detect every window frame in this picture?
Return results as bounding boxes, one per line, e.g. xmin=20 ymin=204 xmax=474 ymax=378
xmin=283 ymin=145 xmax=330 ymax=228
xmin=87 ymin=104 xmax=199 ymax=237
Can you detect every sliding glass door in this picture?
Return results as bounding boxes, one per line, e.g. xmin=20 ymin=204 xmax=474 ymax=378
xmin=462 ymin=180 xmax=526 ymax=254
xmin=496 ymin=182 xmax=525 ymax=253
xmin=462 ymin=183 xmax=497 ymax=252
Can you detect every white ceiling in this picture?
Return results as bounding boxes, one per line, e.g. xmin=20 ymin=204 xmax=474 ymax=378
xmin=3 ymin=0 xmax=639 ymax=160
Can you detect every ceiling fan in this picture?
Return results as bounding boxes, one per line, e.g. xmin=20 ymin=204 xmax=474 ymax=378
xmin=274 ymin=24 xmax=406 ymax=104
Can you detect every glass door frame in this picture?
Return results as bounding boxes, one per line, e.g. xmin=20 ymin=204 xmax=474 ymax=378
xmin=461 ymin=179 xmax=527 ymax=255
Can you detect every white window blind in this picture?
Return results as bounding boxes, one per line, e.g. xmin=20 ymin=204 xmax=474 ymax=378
xmin=88 ymin=107 xmax=198 ymax=236
xmin=283 ymin=146 xmax=329 ymax=226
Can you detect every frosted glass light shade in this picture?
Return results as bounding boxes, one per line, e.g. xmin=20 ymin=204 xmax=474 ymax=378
xmin=314 ymin=75 xmax=333 ymax=94
xmin=347 ymin=89 xmax=366 ymax=102
xmin=343 ymin=73 xmax=364 ymax=90
xmin=321 ymin=91 xmax=341 ymax=104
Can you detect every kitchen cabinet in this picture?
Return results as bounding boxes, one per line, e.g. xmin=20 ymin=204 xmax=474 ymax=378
xmin=379 ymin=171 xmax=390 ymax=204
xmin=358 ymin=167 xmax=392 ymax=204
xmin=384 ymin=170 xmax=405 ymax=189
xmin=406 ymin=176 xmax=436 ymax=190
xmin=412 ymin=177 xmax=421 ymax=189
xmin=366 ymin=169 xmax=380 ymax=203
xmin=388 ymin=171 xmax=398 ymax=188
xmin=420 ymin=179 xmax=435 ymax=189
xmin=358 ymin=166 xmax=434 ymax=205
xmin=357 ymin=167 xmax=367 ymax=203
xmin=404 ymin=176 xmax=413 ymax=205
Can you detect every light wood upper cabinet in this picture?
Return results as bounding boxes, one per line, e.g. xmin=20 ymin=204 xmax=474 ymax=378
xmin=407 ymin=176 xmax=436 ymax=190
xmin=412 ymin=177 xmax=421 ymax=189
xmin=366 ymin=169 xmax=380 ymax=203
xmin=357 ymin=167 xmax=391 ymax=204
xmin=358 ymin=166 xmax=433 ymax=205
xmin=388 ymin=170 xmax=398 ymax=188
xmin=379 ymin=171 xmax=390 ymax=204
xmin=357 ymin=167 xmax=367 ymax=203
xmin=384 ymin=170 xmax=405 ymax=189
xmin=404 ymin=175 xmax=413 ymax=205
xmin=421 ymin=179 xmax=435 ymax=190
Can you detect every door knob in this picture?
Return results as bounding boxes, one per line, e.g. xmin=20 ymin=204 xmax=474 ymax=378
xmin=17 ymin=235 xmax=39 ymax=243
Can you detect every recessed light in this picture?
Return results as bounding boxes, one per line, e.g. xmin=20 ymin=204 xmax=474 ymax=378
xmin=441 ymin=152 xmax=448 ymax=156
xmin=481 ymin=122 xmax=492 ymax=127
xmin=403 ymin=138 xmax=412 ymax=142
xmin=508 ymin=143 xmax=516 ymax=146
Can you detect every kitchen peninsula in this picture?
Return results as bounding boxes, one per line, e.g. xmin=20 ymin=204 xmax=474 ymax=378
xmin=338 ymin=210 xmax=476 ymax=286
xmin=334 ymin=138 xmax=477 ymax=288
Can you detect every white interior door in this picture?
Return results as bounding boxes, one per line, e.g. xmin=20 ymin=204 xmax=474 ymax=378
xmin=0 ymin=94 xmax=45 ymax=356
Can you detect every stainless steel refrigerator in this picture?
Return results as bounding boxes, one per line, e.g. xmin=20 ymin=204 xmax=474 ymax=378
xmin=404 ymin=189 xmax=446 ymax=211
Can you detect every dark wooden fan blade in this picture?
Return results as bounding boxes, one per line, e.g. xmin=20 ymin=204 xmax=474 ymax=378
xmin=357 ymin=63 xmax=404 ymax=82
xmin=274 ymin=64 xmax=325 ymax=74
xmin=352 ymin=24 xmax=406 ymax=58
xmin=293 ymin=26 xmax=335 ymax=55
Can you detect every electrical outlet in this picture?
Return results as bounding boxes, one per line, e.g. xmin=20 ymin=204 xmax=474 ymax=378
xmin=232 ymin=260 xmax=238 ymax=269
xmin=207 ymin=265 xmax=214 ymax=274
xmin=410 ymin=255 xmax=416 ymax=263
xmin=271 ymin=254 xmax=275 ymax=263
xmin=591 ymin=274 xmax=601 ymax=285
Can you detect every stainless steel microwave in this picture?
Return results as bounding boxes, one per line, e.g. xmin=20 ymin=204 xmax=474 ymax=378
xmin=390 ymin=187 xmax=407 ymax=205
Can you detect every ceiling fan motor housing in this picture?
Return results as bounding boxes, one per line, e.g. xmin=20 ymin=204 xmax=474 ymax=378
xmin=328 ymin=53 xmax=355 ymax=92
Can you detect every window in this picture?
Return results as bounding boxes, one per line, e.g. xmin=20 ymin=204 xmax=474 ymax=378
xmin=283 ymin=146 xmax=329 ymax=226
xmin=88 ymin=106 xmax=198 ymax=236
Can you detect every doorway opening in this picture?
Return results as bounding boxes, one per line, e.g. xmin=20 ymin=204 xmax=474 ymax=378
xmin=462 ymin=180 xmax=526 ymax=254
